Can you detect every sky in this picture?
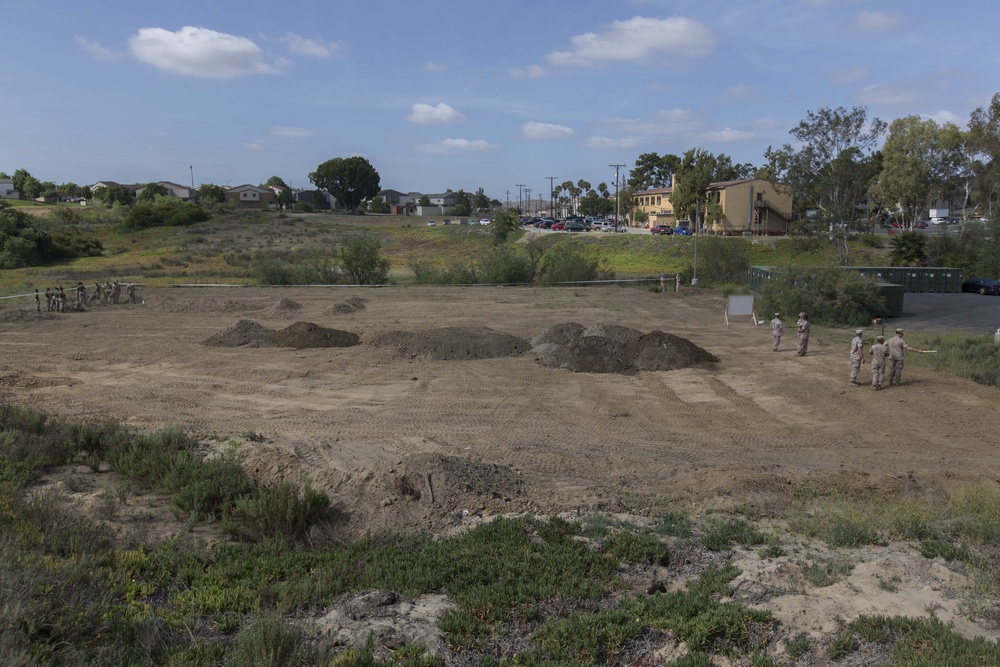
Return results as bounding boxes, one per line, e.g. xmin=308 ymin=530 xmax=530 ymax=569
xmin=2 ymin=0 xmax=997 ymax=203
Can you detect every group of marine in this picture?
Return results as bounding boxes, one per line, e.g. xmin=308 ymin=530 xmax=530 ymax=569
xmin=34 ymin=280 xmax=138 ymax=313
xmin=769 ymin=312 xmax=927 ymax=391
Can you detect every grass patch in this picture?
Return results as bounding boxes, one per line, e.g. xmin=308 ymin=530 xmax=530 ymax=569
xmin=848 ymin=614 xmax=1000 ymax=664
xmin=701 ymin=517 xmax=767 ymax=551
xmin=798 ymin=556 xmax=855 ymax=587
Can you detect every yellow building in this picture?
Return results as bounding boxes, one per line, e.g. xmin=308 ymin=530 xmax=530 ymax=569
xmin=633 ymin=177 xmax=793 ymax=236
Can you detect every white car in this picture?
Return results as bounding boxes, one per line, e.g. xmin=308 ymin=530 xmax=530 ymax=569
xmin=479 ymin=218 xmax=491 ymax=225
xmin=930 ymin=217 xmax=948 ymax=225
xmin=427 ymin=220 xmax=436 ymax=226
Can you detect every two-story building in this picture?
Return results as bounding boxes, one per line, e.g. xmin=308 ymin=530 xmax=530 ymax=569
xmin=224 ymin=184 xmax=277 ymax=209
xmin=135 ymin=181 xmax=195 ymax=201
xmin=0 ymin=178 xmax=19 ymax=199
xmin=633 ymin=177 xmax=793 ymax=236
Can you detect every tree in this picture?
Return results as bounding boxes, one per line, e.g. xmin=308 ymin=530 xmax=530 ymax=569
xmin=628 ymin=152 xmax=681 ymax=190
xmin=368 ymin=196 xmax=390 ymax=213
xmin=137 ymin=182 xmax=170 ymax=203
xmin=418 ymin=194 xmax=431 ymax=207
xmin=765 ymin=106 xmax=886 ymax=262
xmin=309 ymin=157 xmax=381 ymax=211
xmin=490 ymin=209 xmax=521 ymax=246
xmin=669 ymin=149 xmax=718 ymax=226
xmin=339 ymin=235 xmax=390 ymax=285
xmin=197 ymin=184 xmax=227 ymax=203
xmin=263 ymin=176 xmax=296 ymax=209
xmin=0 ymin=201 xmax=51 ymax=268
xmin=12 ymin=169 xmax=42 ymax=200
xmin=472 ymin=188 xmax=490 ymax=212
xmin=93 ymin=185 xmax=133 ymax=206
xmin=889 ymin=231 xmax=928 ymax=266
xmin=968 ymin=92 xmax=1000 ymax=217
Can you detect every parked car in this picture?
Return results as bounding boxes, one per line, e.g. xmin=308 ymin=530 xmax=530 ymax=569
xmin=551 ymin=222 xmax=565 ymax=231
xmin=479 ymin=218 xmax=491 ymax=225
xmin=427 ymin=220 xmax=436 ymax=226
xmin=930 ymin=217 xmax=948 ymax=225
xmin=673 ymin=227 xmax=693 ymax=236
xmin=442 ymin=219 xmax=451 ymax=225
xmin=650 ymin=225 xmax=673 ymax=235
xmin=962 ymin=277 xmax=1000 ymax=295
xmin=598 ymin=221 xmax=614 ymax=232
xmin=566 ymin=221 xmax=587 ymax=232
xmin=911 ymin=220 xmax=928 ymax=229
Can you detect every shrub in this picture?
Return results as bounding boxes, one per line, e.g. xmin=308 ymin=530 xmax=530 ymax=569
xmin=224 ymin=612 xmax=304 ymax=667
xmin=758 ymin=267 xmax=885 ymax=327
xmin=538 ymin=242 xmax=602 ymax=285
xmin=409 ymin=260 xmax=477 ymax=285
xmin=858 ymin=232 xmax=883 ymax=248
xmin=252 ymin=250 xmax=339 ymax=285
xmin=603 ymin=530 xmax=669 ymax=565
xmin=229 ymin=481 xmax=330 ymax=544
xmin=693 ymin=236 xmax=749 ymax=285
xmin=478 ymin=246 xmax=532 ymax=284
xmin=339 ymin=235 xmax=390 ymax=285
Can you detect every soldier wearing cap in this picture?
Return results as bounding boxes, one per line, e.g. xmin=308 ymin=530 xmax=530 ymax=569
xmin=796 ymin=312 xmax=810 ymax=356
xmin=769 ymin=312 xmax=784 ymax=351
xmin=849 ymin=329 xmax=866 ymax=385
xmin=885 ymin=328 xmax=925 ymax=387
xmin=870 ymin=335 xmax=888 ymax=390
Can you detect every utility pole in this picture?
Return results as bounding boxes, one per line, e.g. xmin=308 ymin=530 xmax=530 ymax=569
xmin=609 ymin=163 xmax=625 ymax=230
xmin=505 ymin=190 xmax=510 ymax=209
xmin=524 ymin=188 xmax=532 ymax=214
xmin=516 ymin=183 xmax=525 ymax=214
xmin=546 ymin=176 xmax=557 ymax=218
xmin=189 ymin=165 xmax=195 ymax=196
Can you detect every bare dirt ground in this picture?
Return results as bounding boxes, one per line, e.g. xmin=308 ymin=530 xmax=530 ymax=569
xmin=3 ymin=285 xmax=1000 ymax=651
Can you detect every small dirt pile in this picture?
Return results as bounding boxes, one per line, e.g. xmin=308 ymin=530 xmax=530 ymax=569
xmin=260 ymin=298 xmax=302 ymax=319
xmin=532 ymin=322 xmax=718 ymax=374
xmin=326 ymin=296 xmax=369 ymax=316
xmin=203 ymin=320 xmax=276 ymax=348
xmin=372 ymin=326 xmax=529 ymax=360
xmin=266 ymin=322 xmax=361 ymax=349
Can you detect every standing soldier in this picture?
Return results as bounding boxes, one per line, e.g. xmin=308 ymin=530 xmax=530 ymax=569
xmin=75 ymin=282 xmax=87 ymax=307
xmin=849 ymin=329 xmax=866 ymax=385
xmin=660 ymin=274 xmax=666 ymax=293
xmin=675 ymin=273 xmax=681 ymax=292
xmin=796 ymin=312 xmax=811 ymax=356
xmin=126 ymin=282 xmax=136 ymax=304
xmin=34 ymin=289 xmax=41 ymax=312
xmin=769 ymin=312 xmax=784 ymax=351
xmin=870 ymin=335 xmax=888 ymax=390
xmin=111 ymin=280 xmax=121 ymax=304
xmin=45 ymin=287 xmax=53 ymax=311
xmin=886 ymin=328 xmax=926 ymax=387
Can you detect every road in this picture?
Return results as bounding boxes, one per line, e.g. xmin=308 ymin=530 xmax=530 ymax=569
xmin=891 ymin=292 xmax=1000 ymax=335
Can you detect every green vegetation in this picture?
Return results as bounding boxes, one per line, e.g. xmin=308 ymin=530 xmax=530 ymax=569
xmin=757 ymin=266 xmax=886 ymax=326
xmin=905 ymin=331 xmax=1000 ymax=387
xmin=4 ymin=402 xmax=1000 ymax=663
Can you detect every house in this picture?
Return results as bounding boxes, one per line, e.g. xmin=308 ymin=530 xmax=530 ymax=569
xmin=425 ymin=192 xmax=461 ymax=207
xmin=0 ymin=178 xmax=19 ymax=199
xmin=632 ymin=177 xmax=793 ymax=236
xmin=134 ymin=181 xmax=195 ymax=201
xmin=90 ymin=180 xmax=140 ymax=194
xmin=224 ymin=184 xmax=277 ymax=209
xmin=293 ymin=189 xmax=336 ymax=209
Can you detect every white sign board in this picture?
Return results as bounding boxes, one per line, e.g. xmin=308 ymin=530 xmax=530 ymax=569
xmin=726 ymin=295 xmax=755 ymax=326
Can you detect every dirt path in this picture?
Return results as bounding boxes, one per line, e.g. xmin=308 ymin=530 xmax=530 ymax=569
xmin=2 ymin=286 xmax=998 ymax=539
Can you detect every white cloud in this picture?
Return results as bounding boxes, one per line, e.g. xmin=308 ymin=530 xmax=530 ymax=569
xmin=726 ymin=84 xmax=755 ymax=98
xmin=545 ymin=16 xmax=716 ymax=68
xmin=852 ymin=11 xmax=904 ymax=32
xmin=129 ymin=26 xmax=281 ymax=78
xmin=416 ymin=138 xmax=495 ymax=154
xmin=702 ymin=128 xmax=755 ymax=142
xmin=508 ymin=65 xmax=547 ymax=79
xmin=751 ymin=116 xmax=782 ymax=131
xmin=522 ymin=122 xmax=574 ymax=139
xmin=423 ymin=62 xmax=446 ymax=73
xmin=269 ymin=126 xmax=311 ymax=138
xmin=585 ymin=136 xmax=641 ymax=151
xmin=828 ymin=66 xmax=869 ymax=86
xmin=407 ymin=102 xmax=466 ymax=124
xmin=924 ymin=110 xmax=965 ymax=126
xmin=600 ymin=108 xmax=701 ymax=135
xmin=855 ymin=83 xmax=922 ymax=107
xmin=244 ymin=139 xmax=264 ymax=151
xmin=279 ymin=33 xmax=342 ymax=58
xmin=76 ymin=36 xmax=122 ymax=62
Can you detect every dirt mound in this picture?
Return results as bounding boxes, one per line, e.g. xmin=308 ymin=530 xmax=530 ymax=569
xmin=533 ymin=326 xmax=718 ymax=374
xmin=582 ymin=323 xmax=644 ymax=344
xmin=260 ymin=298 xmax=303 ymax=319
xmin=536 ymin=336 xmax=633 ymax=374
xmin=627 ymin=331 xmax=720 ymax=371
xmin=530 ymin=322 xmax=584 ymax=347
xmin=266 ymin=322 xmax=360 ymax=349
xmin=325 ymin=296 xmax=369 ymax=316
xmin=372 ymin=326 xmax=529 ymax=360
xmin=202 ymin=320 xmax=276 ymax=347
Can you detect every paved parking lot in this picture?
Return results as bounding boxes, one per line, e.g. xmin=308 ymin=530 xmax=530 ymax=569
xmin=891 ymin=292 xmax=1000 ymax=335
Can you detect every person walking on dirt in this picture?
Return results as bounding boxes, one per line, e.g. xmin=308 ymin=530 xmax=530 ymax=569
xmin=886 ymin=328 xmax=926 ymax=387
xmin=111 ymin=280 xmax=121 ymax=305
xmin=91 ymin=282 xmax=102 ymax=303
xmin=34 ymin=289 xmax=41 ymax=312
xmin=849 ymin=329 xmax=866 ymax=385
xmin=796 ymin=312 xmax=810 ymax=356
xmin=126 ymin=282 xmax=136 ymax=304
xmin=769 ymin=313 xmax=783 ymax=351
xmin=870 ymin=335 xmax=888 ymax=390
xmin=75 ymin=282 xmax=87 ymax=307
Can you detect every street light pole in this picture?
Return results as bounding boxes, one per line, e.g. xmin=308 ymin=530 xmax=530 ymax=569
xmin=516 ymin=183 xmax=524 ymax=214
xmin=609 ymin=163 xmax=625 ymax=230
xmin=692 ymin=199 xmax=700 ymax=286
xmin=546 ymin=176 xmax=557 ymax=218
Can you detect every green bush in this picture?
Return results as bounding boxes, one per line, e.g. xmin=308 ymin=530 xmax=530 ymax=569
xmin=758 ymin=267 xmax=885 ymax=326
xmin=122 ymin=201 xmax=209 ymax=230
xmin=0 ymin=202 xmax=51 ymax=268
xmin=340 ymin=235 xmax=390 ymax=285
xmin=858 ymin=232 xmax=883 ymax=248
xmin=252 ymin=250 xmax=339 ymax=285
xmin=538 ymin=241 xmax=603 ymax=285
xmin=229 ymin=481 xmax=330 ymax=544
xmin=478 ymin=245 xmax=532 ymax=284
xmin=603 ymin=530 xmax=669 ymax=565
xmin=409 ymin=260 xmax=477 ymax=285
xmin=692 ymin=236 xmax=750 ymax=285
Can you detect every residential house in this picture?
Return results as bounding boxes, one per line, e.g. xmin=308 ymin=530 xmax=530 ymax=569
xmin=90 ymin=180 xmax=140 ymax=194
xmin=632 ymin=177 xmax=793 ymax=236
xmin=293 ymin=189 xmax=336 ymax=209
xmin=134 ymin=181 xmax=195 ymax=201
xmin=0 ymin=178 xmax=19 ymax=199
xmin=224 ymin=184 xmax=277 ymax=209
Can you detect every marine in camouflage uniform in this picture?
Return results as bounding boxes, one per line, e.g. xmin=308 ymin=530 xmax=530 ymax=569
xmin=796 ymin=312 xmax=810 ymax=356
xmin=886 ymin=328 xmax=924 ymax=386
xmin=849 ymin=329 xmax=866 ymax=385
xmin=769 ymin=313 xmax=783 ymax=351
xmin=869 ymin=335 xmax=888 ymax=390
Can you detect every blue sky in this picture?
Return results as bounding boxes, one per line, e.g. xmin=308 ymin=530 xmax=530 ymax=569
xmin=2 ymin=0 xmax=996 ymax=201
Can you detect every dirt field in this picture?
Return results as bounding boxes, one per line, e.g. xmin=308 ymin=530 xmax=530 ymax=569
xmin=3 ymin=285 xmax=997 ymax=540
xmin=6 ymin=284 xmax=1000 ymax=650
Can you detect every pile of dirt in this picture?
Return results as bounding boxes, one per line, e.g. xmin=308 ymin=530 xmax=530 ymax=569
xmin=202 ymin=320 xmax=276 ymax=347
xmin=266 ymin=321 xmax=361 ymax=349
xmin=372 ymin=326 xmax=530 ymax=360
xmin=628 ymin=331 xmax=720 ymax=371
xmin=325 ymin=296 xmax=369 ymax=316
xmin=532 ymin=322 xmax=718 ymax=374
xmin=260 ymin=298 xmax=303 ymax=319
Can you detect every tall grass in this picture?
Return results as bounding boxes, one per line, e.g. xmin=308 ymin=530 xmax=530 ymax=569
xmin=907 ymin=332 xmax=1000 ymax=387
